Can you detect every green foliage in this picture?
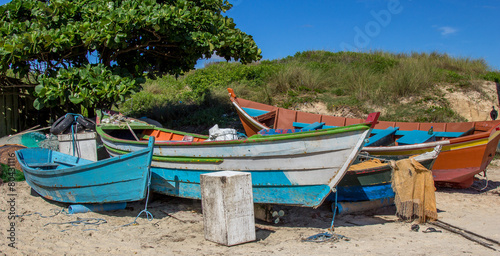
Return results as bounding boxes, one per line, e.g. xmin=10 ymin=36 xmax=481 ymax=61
xmin=321 ymin=95 xmax=361 ymax=110
xmin=0 ymin=0 xmax=261 ymax=115
xmin=1 ymin=163 xmax=25 ymax=182
xmin=444 ymin=70 xmax=467 ymax=83
xmin=183 ymin=62 xmax=276 ymax=100
xmin=119 ymin=61 xmax=275 ymax=132
xmin=383 ymin=104 xmax=465 ymax=123
xmin=120 ymin=88 xmax=237 ymax=133
xmin=34 ymin=64 xmax=143 ymax=111
xmin=484 ymin=71 xmax=500 ymax=83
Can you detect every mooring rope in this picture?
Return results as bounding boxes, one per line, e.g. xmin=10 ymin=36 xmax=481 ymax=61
xmin=122 ymin=163 xmax=154 ymax=227
xmin=330 ymin=189 xmax=338 ymax=231
xmin=44 ymin=217 xmax=108 ymax=232
xmin=357 ymin=152 xmax=391 ymax=162
xmin=302 ymin=232 xmax=350 ymax=243
xmin=15 ymin=208 xmax=69 ymax=218
xmin=67 ymin=113 xmax=84 ymax=158
xmin=474 ymin=170 xmax=490 ymax=191
xmin=302 ymin=188 xmax=350 ymax=243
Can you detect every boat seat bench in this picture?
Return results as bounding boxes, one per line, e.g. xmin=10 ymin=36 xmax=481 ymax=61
xmin=301 ymin=122 xmax=325 ymax=130
xmin=294 ymin=122 xmax=467 ymax=140
xmin=293 ymin=122 xmax=335 ymax=129
xmin=365 ymin=127 xmax=399 ymax=146
xmin=241 ymin=107 xmax=270 ymax=117
xmin=396 ymin=130 xmax=436 ymax=145
xmin=27 ymin=163 xmax=59 ymax=169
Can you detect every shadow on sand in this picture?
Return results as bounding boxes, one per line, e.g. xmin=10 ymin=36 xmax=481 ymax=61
xmin=28 ymin=188 xmax=400 ymax=241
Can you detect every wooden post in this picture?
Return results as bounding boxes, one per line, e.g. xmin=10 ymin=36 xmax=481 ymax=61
xmin=201 ymin=171 xmax=255 ymax=246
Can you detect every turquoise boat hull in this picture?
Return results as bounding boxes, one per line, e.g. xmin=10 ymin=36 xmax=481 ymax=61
xmin=149 ymin=167 xmax=332 ymax=207
xmin=15 ymin=137 xmax=155 ymax=204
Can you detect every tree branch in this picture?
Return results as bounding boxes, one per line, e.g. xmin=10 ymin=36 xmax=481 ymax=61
xmin=108 ymin=28 xmax=179 ymax=61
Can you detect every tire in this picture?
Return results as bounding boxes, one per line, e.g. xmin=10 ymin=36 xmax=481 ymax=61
xmin=50 ymin=114 xmax=75 ymax=135
xmin=76 ymin=116 xmax=96 ymax=130
xmin=63 ymin=123 xmax=84 ymax=134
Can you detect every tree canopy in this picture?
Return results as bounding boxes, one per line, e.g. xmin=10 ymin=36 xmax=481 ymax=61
xmin=0 ymin=0 xmax=261 ymax=114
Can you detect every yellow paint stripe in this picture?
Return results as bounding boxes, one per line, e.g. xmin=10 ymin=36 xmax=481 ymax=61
xmin=443 ymin=138 xmax=488 ymax=151
xmin=371 ymin=138 xmax=488 ymax=156
xmin=488 ymin=129 xmax=500 ymax=142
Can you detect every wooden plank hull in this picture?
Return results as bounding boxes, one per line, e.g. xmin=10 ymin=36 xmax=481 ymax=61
xmin=335 ymin=148 xmax=440 ymax=201
xmin=15 ymin=138 xmax=155 ymax=204
xmin=97 ymin=113 xmax=376 ymax=208
xmin=336 ymin=184 xmax=395 ymax=202
xmin=228 ymin=88 xmax=500 ymax=188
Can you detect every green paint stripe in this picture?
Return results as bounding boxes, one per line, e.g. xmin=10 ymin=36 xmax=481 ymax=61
xmin=103 ymin=144 xmax=223 ymax=163
xmin=96 ymin=123 xmax=370 ymax=146
xmin=246 ymin=124 xmax=369 ymax=142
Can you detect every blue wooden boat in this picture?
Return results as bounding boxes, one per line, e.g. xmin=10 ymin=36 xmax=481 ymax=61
xmin=15 ymin=137 xmax=155 ymax=204
xmin=325 ymin=147 xmax=440 ymax=214
xmin=334 ymin=146 xmax=440 ymax=202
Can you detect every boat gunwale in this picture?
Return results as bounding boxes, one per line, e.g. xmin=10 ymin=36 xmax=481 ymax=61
xmin=16 ymin=146 xmax=153 ymax=176
xmin=96 ymin=123 xmax=372 ymax=146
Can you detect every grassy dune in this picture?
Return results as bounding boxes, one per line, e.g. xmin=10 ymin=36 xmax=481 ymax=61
xmin=118 ymin=50 xmax=500 ymax=133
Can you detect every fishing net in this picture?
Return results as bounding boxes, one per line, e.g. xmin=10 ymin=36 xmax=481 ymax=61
xmin=0 ymin=144 xmax=26 ymax=170
xmin=349 ymin=158 xmax=386 ymax=171
xmin=390 ymin=158 xmax=438 ymax=223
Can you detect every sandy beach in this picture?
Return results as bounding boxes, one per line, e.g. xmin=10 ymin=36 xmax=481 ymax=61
xmin=1 ymin=159 xmax=499 ymax=256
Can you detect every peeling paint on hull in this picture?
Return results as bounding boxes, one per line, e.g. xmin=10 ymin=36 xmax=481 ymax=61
xmin=99 ymin=126 xmax=373 ymax=208
xmin=15 ymin=138 xmax=155 ymax=204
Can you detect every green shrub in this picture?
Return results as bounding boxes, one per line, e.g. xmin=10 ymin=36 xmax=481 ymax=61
xmin=484 ymin=72 xmax=500 ymax=83
xmin=1 ymin=164 xmax=25 ymax=182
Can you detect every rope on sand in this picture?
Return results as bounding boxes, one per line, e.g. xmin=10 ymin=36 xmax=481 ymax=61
xmin=15 ymin=208 xmax=69 ymax=218
xmin=302 ymin=188 xmax=350 ymax=243
xmin=44 ymin=217 xmax=108 ymax=232
xmin=473 ymin=171 xmax=490 ymax=191
xmin=302 ymin=232 xmax=350 ymax=243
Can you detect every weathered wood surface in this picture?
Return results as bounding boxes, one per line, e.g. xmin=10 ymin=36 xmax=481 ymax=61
xmin=201 ymin=171 xmax=255 ymax=246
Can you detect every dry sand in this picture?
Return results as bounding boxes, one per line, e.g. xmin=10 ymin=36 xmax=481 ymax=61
xmin=1 ymin=160 xmax=499 ymax=256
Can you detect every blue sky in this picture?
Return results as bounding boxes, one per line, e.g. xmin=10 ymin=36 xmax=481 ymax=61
xmin=218 ymin=0 xmax=500 ymax=70
xmin=2 ymin=0 xmax=499 ymax=70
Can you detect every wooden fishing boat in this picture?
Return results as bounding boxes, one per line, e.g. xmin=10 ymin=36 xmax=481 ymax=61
xmin=96 ymin=111 xmax=379 ymax=208
xmin=336 ymin=146 xmax=440 ymax=202
xmin=15 ymin=137 xmax=155 ymax=204
xmin=228 ymin=88 xmax=500 ymax=188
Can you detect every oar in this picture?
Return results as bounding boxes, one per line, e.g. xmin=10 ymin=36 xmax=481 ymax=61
xmin=126 ymin=122 xmax=140 ymax=141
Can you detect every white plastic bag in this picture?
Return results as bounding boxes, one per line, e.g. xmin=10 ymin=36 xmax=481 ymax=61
xmin=207 ymin=124 xmax=239 ymax=141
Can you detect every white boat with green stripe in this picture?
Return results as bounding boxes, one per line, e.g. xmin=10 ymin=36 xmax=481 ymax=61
xmin=96 ymin=111 xmax=379 ymax=207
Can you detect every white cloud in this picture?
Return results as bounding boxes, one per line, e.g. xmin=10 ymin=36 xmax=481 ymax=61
xmin=437 ymin=26 xmax=458 ymax=36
